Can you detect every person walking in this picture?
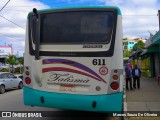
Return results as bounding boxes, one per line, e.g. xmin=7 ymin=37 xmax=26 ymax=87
xmin=129 ymin=62 xmax=133 ymax=71
xmin=132 ymin=64 xmax=141 ymax=89
xmin=125 ymin=63 xmax=133 ymax=90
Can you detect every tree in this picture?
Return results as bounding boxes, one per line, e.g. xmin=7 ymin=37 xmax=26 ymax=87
xmin=132 ymin=40 xmax=145 ymax=51
xmin=17 ymin=57 xmax=24 ymax=65
xmin=124 ymin=50 xmax=132 ymax=57
xmin=123 ymin=38 xmax=128 ymax=40
xmin=17 ymin=57 xmax=24 ymax=74
xmin=5 ymin=55 xmax=18 ymax=73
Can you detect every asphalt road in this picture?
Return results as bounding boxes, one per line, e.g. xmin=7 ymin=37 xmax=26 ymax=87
xmin=0 ymin=89 xmax=122 ymax=120
xmin=0 ymin=89 xmax=55 ymax=111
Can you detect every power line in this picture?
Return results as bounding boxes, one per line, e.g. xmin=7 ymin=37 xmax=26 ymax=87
xmin=0 ymin=33 xmax=17 ymax=40
xmin=0 ymin=33 xmax=21 ymax=46
xmin=3 ymin=8 xmax=159 ymax=17
xmin=0 ymin=15 xmax=25 ymax=30
xmin=0 ymin=8 xmax=31 ymax=12
xmin=4 ymin=0 xmax=75 ymax=8
xmin=0 ymin=0 xmax=25 ymax=30
xmin=0 ymin=0 xmax=11 ymax=12
xmin=1 ymin=7 xmax=160 ymax=16
xmin=5 ymin=4 xmax=49 ymax=7
xmin=0 ymin=3 xmax=158 ymax=31
xmin=123 ymin=15 xmax=157 ymax=16
xmin=5 ymin=1 xmax=59 ymax=8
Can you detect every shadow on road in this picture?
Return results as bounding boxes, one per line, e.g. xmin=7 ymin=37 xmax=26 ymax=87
xmin=4 ymin=88 xmax=20 ymax=93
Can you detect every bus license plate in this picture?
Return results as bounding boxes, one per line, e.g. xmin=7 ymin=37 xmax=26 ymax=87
xmin=60 ymin=84 xmax=76 ymax=92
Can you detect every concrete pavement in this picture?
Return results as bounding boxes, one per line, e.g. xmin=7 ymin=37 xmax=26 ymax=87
xmin=124 ymin=76 xmax=160 ymax=120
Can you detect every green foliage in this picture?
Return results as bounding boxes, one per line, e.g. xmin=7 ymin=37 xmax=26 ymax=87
xmin=5 ymin=55 xmax=18 ymax=73
xmin=132 ymin=40 xmax=145 ymax=51
xmin=14 ymin=67 xmax=24 ymax=74
xmin=5 ymin=55 xmax=18 ymax=66
xmin=123 ymin=38 xmax=128 ymax=40
xmin=124 ymin=50 xmax=132 ymax=57
xmin=1 ymin=68 xmax=9 ymax=72
xmin=17 ymin=57 xmax=24 ymax=65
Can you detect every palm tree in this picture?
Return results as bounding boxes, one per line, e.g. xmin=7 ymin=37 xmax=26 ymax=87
xmin=5 ymin=55 xmax=18 ymax=73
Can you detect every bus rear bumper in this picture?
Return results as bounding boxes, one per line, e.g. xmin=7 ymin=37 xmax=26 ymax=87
xmin=23 ymin=86 xmax=123 ymax=112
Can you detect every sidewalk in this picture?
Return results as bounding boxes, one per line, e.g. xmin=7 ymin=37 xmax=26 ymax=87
xmin=124 ymin=76 xmax=160 ymax=120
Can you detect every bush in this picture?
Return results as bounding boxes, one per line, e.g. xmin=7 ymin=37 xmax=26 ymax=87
xmin=14 ymin=67 xmax=24 ymax=74
xmin=1 ymin=68 xmax=9 ymax=72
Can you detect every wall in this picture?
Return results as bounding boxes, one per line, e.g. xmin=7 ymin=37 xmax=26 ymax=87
xmin=141 ymin=57 xmax=151 ymax=77
xmin=154 ymin=53 xmax=159 ymax=76
xmin=0 ymin=46 xmax=12 ymax=58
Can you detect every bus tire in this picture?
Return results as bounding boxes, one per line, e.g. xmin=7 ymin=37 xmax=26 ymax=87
xmin=0 ymin=85 xmax=5 ymax=94
xmin=18 ymin=82 xmax=23 ymax=89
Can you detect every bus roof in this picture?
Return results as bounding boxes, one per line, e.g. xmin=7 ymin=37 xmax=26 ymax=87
xmin=28 ymin=6 xmax=121 ymax=18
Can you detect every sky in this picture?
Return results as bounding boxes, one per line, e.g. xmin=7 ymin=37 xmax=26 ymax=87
xmin=0 ymin=0 xmax=159 ymax=56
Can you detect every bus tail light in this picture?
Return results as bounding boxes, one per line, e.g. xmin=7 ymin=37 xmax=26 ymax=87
xmin=25 ymin=77 xmax=31 ymax=84
xmin=26 ymin=66 xmax=29 ymax=70
xmin=110 ymin=82 xmax=119 ymax=90
xmin=113 ymin=75 xmax=118 ymax=80
xmin=24 ymin=66 xmax=31 ymax=85
xmin=25 ymin=71 xmax=30 ymax=76
xmin=114 ymin=69 xmax=118 ymax=73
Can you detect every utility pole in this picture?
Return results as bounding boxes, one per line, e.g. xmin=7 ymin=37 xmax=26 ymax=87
xmin=158 ymin=10 xmax=160 ymax=75
xmin=158 ymin=10 xmax=160 ymax=31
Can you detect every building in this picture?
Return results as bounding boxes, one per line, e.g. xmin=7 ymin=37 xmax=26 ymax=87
xmin=123 ymin=39 xmax=137 ymax=50
xmin=129 ymin=49 xmax=152 ymax=77
xmin=123 ymin=38 xmax=146 ymax=50
xmin=0 ymin=45 xmax=13 ymax=63
xmin=129 ymin=32 xmax=160 ymax=78
xmin=144 ymin=31 xmax=160 ymax=77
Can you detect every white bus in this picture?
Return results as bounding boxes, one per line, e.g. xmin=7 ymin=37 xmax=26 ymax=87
xmin=23 ymin=6 xmax=123 ymax=112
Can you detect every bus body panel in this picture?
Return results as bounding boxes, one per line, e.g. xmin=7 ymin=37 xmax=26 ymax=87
xmin=24 ymin=56 xmax=123 ymax=95
xmin=24 ymin=86 xmax=123 ymax=112
xmin=23 ymin=7 xmax=123 ymax=112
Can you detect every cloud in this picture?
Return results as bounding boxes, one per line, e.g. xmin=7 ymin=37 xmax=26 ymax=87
xmin=0 ymin=0 xmax=159 ymax=56
xmin=97 ymin=0 xmax=159 ymax=38
xmin=0 ymin=0 xmax=50 ymax=56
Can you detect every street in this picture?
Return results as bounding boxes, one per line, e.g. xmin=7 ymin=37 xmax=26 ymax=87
xmin=0 ymin=89 xmax=55 ymax=111
xmin=0 ymin=89 xmax=121 ymax=120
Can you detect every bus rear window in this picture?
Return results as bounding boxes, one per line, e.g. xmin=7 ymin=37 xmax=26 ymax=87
xmin=30 ymin=11 xmax=115 ymax=44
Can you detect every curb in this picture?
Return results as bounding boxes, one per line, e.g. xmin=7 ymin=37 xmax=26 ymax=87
xmin=123 ymin=79 xmax=128 ymax=120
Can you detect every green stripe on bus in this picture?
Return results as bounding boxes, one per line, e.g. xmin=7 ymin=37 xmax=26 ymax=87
xmin=27 ymin=6 xmax=121 ymax=18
